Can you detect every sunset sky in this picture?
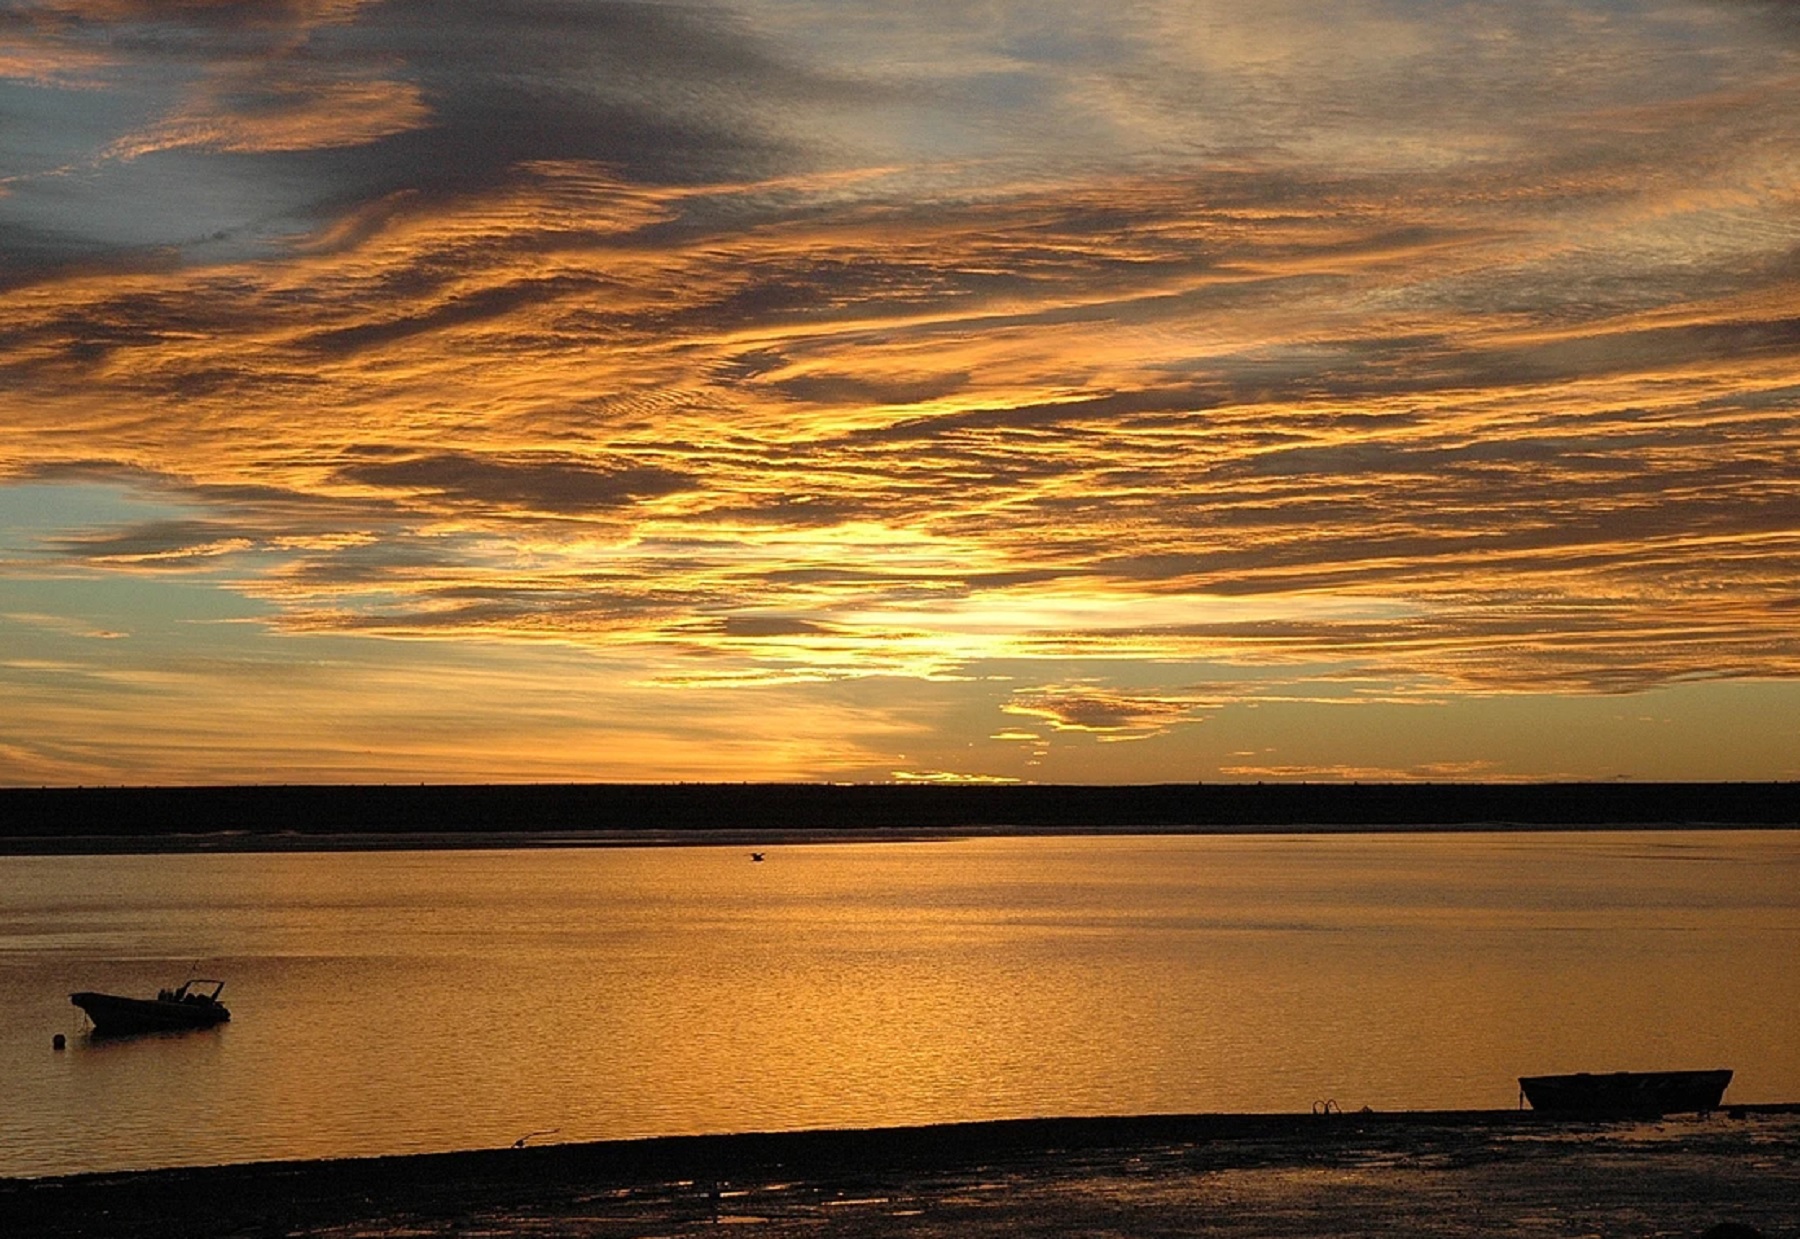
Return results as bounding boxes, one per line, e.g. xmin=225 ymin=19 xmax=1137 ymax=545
xmin=3 ymin=0 xmax=1798 ymax=786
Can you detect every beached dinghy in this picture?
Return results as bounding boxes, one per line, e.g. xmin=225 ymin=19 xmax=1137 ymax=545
xmin=1518 ymin=1068 xmax=1731 ymax=1117
xmin=71 ymin=978 xmax=231 ymax=1036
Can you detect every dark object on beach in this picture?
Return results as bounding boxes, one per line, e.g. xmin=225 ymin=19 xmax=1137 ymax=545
xmin=1518 ymin=1069 xmax=1731 ymax=1117
xmin=71 ymin=979 xmax=231 ymax=1036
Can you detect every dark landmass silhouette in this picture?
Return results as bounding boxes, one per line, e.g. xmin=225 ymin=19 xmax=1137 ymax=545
xmin=0 ymin=781 xmax=1794 ymax=853
xmin=4 ymin=1109 xmax=1797 ymax=1238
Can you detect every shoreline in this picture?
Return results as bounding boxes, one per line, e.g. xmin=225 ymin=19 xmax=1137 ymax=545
xmin=7 ymin=1108 xmax=1797 ymax=1238
xmin=3 ymin=781 xmax=1796 ymax=856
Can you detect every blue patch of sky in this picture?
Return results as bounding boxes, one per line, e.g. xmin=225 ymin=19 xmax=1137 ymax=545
xmin=0 ymin=482 xmax=190 ymax=557
xmin=0 ymin=481 xmax=277 ymax=652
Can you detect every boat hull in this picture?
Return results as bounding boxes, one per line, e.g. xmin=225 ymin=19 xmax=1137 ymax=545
xmin=71 ymin=991 xmax=231 ymax=1036
xmin=1518 ymin=1069 xmax=1731 ymax=1118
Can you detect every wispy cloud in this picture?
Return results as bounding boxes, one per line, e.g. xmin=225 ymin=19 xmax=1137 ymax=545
xmin=1215 ymin=760 xmax=1529 ymax=783
xmin=1003 ymin=684 xmax=1217 ymax=741
xmin=1 ymin=0 xmax=1797 ymax=782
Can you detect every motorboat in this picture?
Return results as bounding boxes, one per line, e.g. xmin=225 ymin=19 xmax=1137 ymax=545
xmin=71 ymin=978 xmax=231 ymax=1036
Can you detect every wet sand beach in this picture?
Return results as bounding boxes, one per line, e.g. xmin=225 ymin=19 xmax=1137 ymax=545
xmin=6 ymin=1109 xmax=1796 ymax=1238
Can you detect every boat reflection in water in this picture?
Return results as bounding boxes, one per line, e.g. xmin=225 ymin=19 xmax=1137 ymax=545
xmin=71 ymin=979 xmax=231 ymax=1037
xmin=1518 ymin=1068 xmax=1732 ymax=1117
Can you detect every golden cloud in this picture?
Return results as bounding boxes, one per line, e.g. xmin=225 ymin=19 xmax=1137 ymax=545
xmin=3 ymin=1 xmax=1799 ymax=787
xmin=111 ymin=77 xmax=430 ymax=157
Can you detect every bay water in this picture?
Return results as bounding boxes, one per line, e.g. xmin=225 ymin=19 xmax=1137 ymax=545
xmin=2 ymin=830 xmax=1796 ymax=1179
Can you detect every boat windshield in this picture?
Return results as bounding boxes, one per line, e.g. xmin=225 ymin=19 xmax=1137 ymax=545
xmin=173 ymin=979 xmax=226 ymax=1003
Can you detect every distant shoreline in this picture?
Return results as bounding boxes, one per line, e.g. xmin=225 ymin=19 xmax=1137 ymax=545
xmin=1 ymin=781 xmax=1795 ymax=855
xmin=9 ymin=820 xmax=1796 ymax=856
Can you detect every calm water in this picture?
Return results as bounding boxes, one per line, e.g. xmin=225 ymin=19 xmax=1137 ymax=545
xmin=2 ymin=831 xmax=1797 ymax=1179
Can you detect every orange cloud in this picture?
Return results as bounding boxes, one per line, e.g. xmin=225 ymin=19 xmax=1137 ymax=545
xmin=112 ymin=78 xmax=430 ymax=157
xmin=4 ymin=0 xmax=1800 ymax=783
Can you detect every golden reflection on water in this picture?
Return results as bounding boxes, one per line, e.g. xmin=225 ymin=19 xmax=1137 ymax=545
xmin=2 ymin=831 xmax=1797 ymax=1177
